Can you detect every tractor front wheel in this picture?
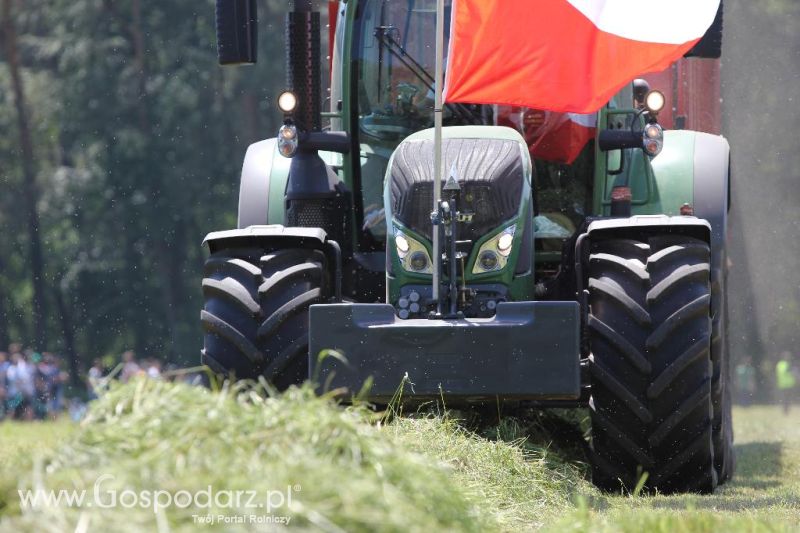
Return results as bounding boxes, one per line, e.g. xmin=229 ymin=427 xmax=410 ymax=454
xmin=711 ymin=256 xmax=735 ymax=484
xmin=587 ymin=235 xmax=716 ymax=493
xmin=201 ymin=247 xmax=327 ymax=388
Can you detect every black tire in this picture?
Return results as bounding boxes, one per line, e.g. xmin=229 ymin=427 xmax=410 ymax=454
xmin=201 ymin=247 xmax=328 ymax=388
xmin=711 ymin=255 xmax=735 ymax=483
xmin=587 ymin=235 xmax=716 ymax=494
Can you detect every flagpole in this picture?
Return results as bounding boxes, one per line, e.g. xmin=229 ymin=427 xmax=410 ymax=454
xmin=432 ymin=0 xmax=445 ymax=307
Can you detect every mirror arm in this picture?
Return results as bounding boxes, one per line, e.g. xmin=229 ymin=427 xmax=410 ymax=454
xmin=598 ymin=129 xmax=642 ymax=151
xmin=299 ymin=131 xmax=351 ymax=154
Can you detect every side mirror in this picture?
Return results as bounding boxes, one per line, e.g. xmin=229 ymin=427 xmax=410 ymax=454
xmin=216 ymin=0 xmax=258 ymax=65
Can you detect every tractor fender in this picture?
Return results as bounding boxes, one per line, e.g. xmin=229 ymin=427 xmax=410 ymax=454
xmin=237 ymin=139 xmax=291 ymax=228
xmin=648 ymin=130 xmax=729 ymax=270
xmin=204 ymin=224 xmax=327 ymax=253
xmin=203 ymin=225 xmax=342 ymax=301
xmin=586 ymin=215 xmax=712 ymax=243
xmin=691 ymin=132 xmax=730 ymax=269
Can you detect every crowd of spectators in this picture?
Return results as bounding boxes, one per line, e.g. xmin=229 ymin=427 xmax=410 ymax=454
xmin=0 ymin=344 xmax=178 ymax=422
xmin=0 ymin=343 xmax=69 ymax=421
xmin=86 ymin=350 xmax=167 ymax=399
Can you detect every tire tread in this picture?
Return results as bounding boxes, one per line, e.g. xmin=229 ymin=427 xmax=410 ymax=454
xmin=588 ymin=235 xmax=717 ymax=494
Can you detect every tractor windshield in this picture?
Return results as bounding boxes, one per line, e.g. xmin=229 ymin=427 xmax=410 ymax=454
xmin=354 ymin=0 xmax=473 ymax=141
xmin=352 ymin=0 xmax=489 ymax=240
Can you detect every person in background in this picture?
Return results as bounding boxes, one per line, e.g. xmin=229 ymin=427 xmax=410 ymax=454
xmin=68 ymin=397 xmax=87 ymax=422
xmin=87 ymin=359 xmax=104 ymax=400
xmin=146 ymin=358 xmax=162 ymax=380
xmin=37 ymin=353 xmax=60 ymax=418
xmin=120 ymin=350 xmax=141 ymax=383
xmin=7 ymin=349 xmax=34 ymax=420
xmin=735 ymin=356 xmax=757 ymax=406
xmin=7 ymin=343 xmax=22 ymax=358
xmin=776 ymin=351 xmax=796 ymax=414
xmin=55 ymin=365 xmax=69 ymax=415
xmin=32 ymin=357 xmax=49 ymax=420
xmin=0 ymin=352 xmax=8 ymax=419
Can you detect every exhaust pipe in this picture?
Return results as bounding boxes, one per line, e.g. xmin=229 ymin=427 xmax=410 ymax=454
xmin=284 ymin=1 xmax=352 ymax=256
xmin=286 ymin=0 xmax=321 ymax=132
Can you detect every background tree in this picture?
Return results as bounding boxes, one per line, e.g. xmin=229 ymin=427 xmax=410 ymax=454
xmin=2 ymin=0 xmax=48 ymax=351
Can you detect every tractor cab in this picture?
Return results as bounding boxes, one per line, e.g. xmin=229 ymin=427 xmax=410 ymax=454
xmin=334 ymin=0 xmax=600 ymax=276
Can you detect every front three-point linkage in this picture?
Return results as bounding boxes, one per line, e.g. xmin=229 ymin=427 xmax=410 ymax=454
xmin=430 ymin=166 xmax=471 ymax=318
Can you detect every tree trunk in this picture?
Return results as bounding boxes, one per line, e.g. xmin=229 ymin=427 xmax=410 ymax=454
xmin=54 ymin=284 xmax=81 ymax=387
xmin=130 ymin=0 xmax=149 ymax=132
xmin=122 ymin=223 xmax=149 ymax=357
xmin=0 ymin=255 xmax=10 ymax=351
xmin=2 ymin=0 xmax=47 ymax=351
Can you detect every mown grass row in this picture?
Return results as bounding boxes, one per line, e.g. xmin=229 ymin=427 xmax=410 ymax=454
xmin=0 ymin=378 xmax=797 ymax=532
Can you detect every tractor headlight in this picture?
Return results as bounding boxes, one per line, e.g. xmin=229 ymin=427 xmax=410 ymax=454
xmin=277 ymin=91 xmax=298 ymax=114
xmin=478 ymin=250 xmax=499 ymax=271
xmin=395 ymin=233 xmax=410 ymax=258
xmin=277 ymin=124 xmax=298 ymax=158
xmin=472 ymin=225 xmax=516 ymax=274
xmin=394 ymin=227 xmax=432 ymax=274
xmin=642 ymin=123 xmax=663 ymax=157
xmin=645 ymin=90 xmax=665 ymax=115
xmin=497 ymin=232 xmax=514 ymax=257
xmin=409 ymin=251 xmax=430 ymax=272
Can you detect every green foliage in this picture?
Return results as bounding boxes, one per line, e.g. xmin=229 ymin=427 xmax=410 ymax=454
xmin=0 ymin=0 xmax=295 ymax=366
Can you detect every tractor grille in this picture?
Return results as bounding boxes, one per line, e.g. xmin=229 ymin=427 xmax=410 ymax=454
xmin=287 ymin=200 xmax=328 ymax=227
xmin=286 ymin=193 xmax=351 ymax=252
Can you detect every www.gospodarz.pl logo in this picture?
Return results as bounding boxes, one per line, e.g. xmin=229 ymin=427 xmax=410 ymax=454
xmin=18 ymin=473 xmax=298 ymax=522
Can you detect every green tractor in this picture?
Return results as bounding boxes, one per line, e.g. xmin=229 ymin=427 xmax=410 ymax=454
xmin=202 ymin=0 xmax=732 ymax=493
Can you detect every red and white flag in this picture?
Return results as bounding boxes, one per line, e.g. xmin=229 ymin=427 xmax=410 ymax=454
xmin=444 ymin=0 xmax=720 ymax=114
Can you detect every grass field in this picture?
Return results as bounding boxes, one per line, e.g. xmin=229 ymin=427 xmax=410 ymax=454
xmin=0 ymin=379 xmax=798 ymax=532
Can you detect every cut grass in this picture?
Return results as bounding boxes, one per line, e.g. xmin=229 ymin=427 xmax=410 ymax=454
xmin=0 ymin=380 xmax=798 ymax=532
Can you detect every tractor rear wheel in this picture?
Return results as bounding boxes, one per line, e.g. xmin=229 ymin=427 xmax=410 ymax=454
xmin=587 ymin=235 xmax=716 ymax=493
xmin=201 ymin=247 xmax=327 ymax=388
xmin=711 ymin=257 xmax=735 ymax=483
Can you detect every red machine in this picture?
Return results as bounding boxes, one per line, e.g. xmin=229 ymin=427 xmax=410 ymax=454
xmin=645 ymin=57 xmax=722 ymax=135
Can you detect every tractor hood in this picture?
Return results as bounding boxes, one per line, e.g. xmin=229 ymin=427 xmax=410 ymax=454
xmin=385 ymin=126 xmax=532 ymax=242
